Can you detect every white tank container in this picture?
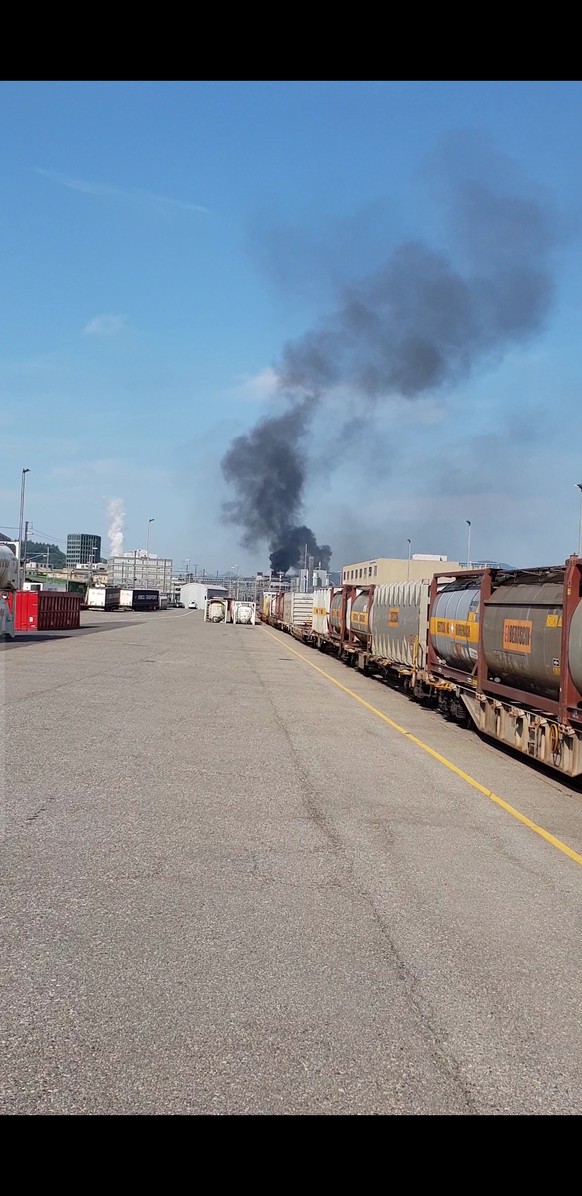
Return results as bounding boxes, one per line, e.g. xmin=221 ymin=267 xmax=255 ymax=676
xmin=0 ymin=544 xmax=18 ymax=591
xmin=232 ymin=601 xmax=256 ymax=625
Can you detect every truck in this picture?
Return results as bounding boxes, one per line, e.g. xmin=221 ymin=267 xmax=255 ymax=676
xmin=129 ymin=588 xmax=160 ymax=611
xmin=86 ymin=586 xmax=120 ymax=611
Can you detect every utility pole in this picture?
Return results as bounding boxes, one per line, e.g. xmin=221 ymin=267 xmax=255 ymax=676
xmin=23 ymin=520 xmax=29 ymax=583
xmin=146 ymin=517 xmax=154 ymax=569
xmin=465 ymin=520 xmax=472 ymax=568
xmin=18 ymin=468 xmax=30 ymax=590
xmin=406 ymin=539 xmax=411 ymax=582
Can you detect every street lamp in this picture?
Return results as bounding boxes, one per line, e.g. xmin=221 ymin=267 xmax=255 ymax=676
xmin=406 ymin=539 xmax=411 ymax=581
xmin=18 ymin=468 xmax=30 ymax=588
xmin=465 ymin=520 xmax=472 ymax=568
xmin=146 ymin=518 xmax=154 ymax=557
xmin=145 ymin=519 xmax=154 ymax=590
xmin=576 ymin=485 xmax=582 ymax=557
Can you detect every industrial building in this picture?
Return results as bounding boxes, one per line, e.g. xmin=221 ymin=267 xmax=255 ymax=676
xmin=108 ymin=552 xmax=173 ymax=595
xmin=341 ymin=556 xmax=462 ymax=585
xmin=66 ymin=533 xmax=102 ymax=568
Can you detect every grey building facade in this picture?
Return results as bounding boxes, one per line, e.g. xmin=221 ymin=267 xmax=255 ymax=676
xmin=108 ymin=552 xmax=173 ymax=595
xmin=66 ymin=533 xmax=102 ymax=567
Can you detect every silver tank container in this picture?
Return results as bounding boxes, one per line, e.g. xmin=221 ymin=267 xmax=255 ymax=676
xmin=371 ymin=580 xmax=429 ymax=667
xmin=349 ymin=591 xmax=370 ymax=644
xmin=329 ymin=591 xmax=343 ymax=637
xmin=431 ymin=585 xmax=481 ymax=671
xmin=482 ymin=582 xmax=563 ymax=699
xmin=568 ymin=600 xmax=582 ymax=694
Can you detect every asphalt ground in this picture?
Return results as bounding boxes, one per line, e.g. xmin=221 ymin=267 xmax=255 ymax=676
xmin=1 ymin=609 xmax=581 ymax=1114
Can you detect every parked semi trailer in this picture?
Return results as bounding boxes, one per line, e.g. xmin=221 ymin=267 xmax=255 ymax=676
xmin=130 ymin=588 xmax=160 ymax=611
xmin=86 ymin=586 xmax=120 ymax=611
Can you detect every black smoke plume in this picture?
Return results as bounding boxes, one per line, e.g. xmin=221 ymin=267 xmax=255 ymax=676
xmin=222 ymin=142 xmax=557 ymax=570
xmin=269 ymin=526 xmax=332 ymax=576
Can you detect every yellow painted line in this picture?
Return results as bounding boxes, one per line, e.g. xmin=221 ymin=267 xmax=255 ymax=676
xmin=263 ymin=627 xmax=582 ymax=868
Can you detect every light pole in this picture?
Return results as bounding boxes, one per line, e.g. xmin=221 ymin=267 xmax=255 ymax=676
xmin=406 ymin=539 xmax=411 ymax=581
xmin=146 ymin=518 xmax=154 ymax=589
xmin=146 ymin=517 xmax=154 ymax=557
xmin=18 ymin=468 xmax=30 ymax=589
xmin=465 ymin=520 xmax=472 ymax=568
xmin=231 ymin=565 xmax=239 ymax=599
xmin=576 ymin=485 xmax=582 ymax=557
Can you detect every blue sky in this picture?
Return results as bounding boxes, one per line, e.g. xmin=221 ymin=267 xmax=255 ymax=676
xmin=2 ymin=80 xmax=582 ymax=573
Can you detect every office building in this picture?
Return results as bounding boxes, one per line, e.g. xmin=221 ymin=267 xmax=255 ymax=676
xmin=341 ymin=556 xmax=462 ymax=585
xmin=66 ymin=533 xmax=102 ymax=568
xmin=107 ymin=551 xmax=173 ymax=595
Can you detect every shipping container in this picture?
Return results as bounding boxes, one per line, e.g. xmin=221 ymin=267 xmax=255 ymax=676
xmin=312 ymin=587 xmax=333 ymax=636
xmin=13 ymin=590 xmax=81 ymax=631
xmin=282 ymin=592 xmax=314 ymax=629
xmin=119 ymin=588 xmax=134 ymax=609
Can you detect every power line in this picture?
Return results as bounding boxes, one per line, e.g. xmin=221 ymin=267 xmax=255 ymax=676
xmin=27 ymin=529 xmax=68 ymax=548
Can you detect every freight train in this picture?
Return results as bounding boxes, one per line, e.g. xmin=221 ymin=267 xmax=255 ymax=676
xmin=261 ymin=556 xmax=582 ymax=779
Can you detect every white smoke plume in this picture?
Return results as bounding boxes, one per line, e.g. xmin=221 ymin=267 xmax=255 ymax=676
xmin=107 ymin=498 xmax=125 ymax=557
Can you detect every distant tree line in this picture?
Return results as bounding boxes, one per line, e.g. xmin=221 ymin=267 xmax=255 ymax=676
xmin=0 ymin=532 xmax=66 ymax=567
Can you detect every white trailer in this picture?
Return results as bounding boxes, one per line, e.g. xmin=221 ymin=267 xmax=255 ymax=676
xmin=181 ymin=582 xmax=228 ymax=609
xmin=86 ymin=586 xmax=120 ymax=610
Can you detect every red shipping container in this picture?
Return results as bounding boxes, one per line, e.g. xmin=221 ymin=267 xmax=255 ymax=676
xmin=13 ymin=591 xmax=81 ymax=631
